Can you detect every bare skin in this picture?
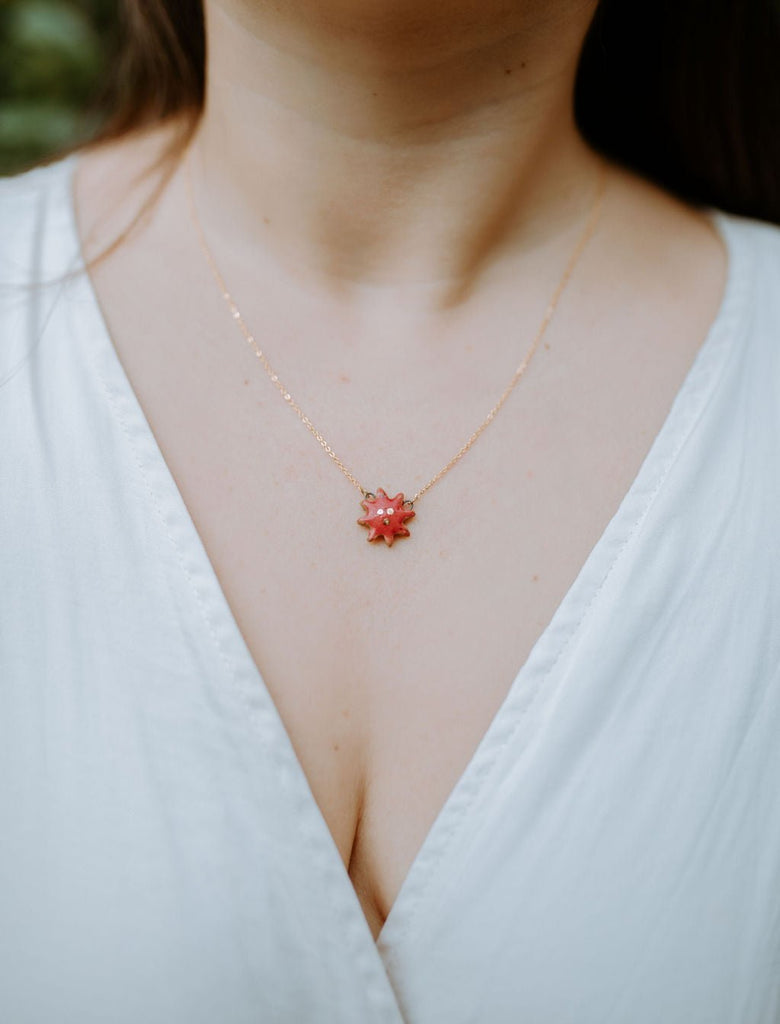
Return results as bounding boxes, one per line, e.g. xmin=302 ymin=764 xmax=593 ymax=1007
xmin=74 ymin=0 xmax=727 ymax=940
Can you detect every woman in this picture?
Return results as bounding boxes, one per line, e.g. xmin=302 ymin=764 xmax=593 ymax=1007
xmin=1 ymin=1 xmax=778 ymax=1021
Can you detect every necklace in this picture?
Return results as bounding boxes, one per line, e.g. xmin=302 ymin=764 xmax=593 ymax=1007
xmin=185 ymin=154 xmax=607 ymax=547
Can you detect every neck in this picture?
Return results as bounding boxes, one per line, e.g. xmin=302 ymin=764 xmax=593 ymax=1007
xmin=192 ymin=0 xmax=601 ymax=307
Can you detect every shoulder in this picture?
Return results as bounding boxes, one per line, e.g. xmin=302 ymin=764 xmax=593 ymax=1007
xmin=715 ymin=207 xmax=780 ymax=254
xmin=0 ymin=155 xmax=85 ymax=391
xmin=596 ymin=165 xmax=779 ymax=449
xmin=0 ymin=154 xmax=76 ymax=227
xmin=713 ymin=210 xmax=780 ymax=375
xmin=0 ymin=155 xmax=79 ymax=284
xmin=0 ymin=120 xmax=181 ymax=281
xmin=613 ymin=162 xmax=780 ymax=381
xmin=0 ymin=155 xmax=71 ymax=209
xmin=715 ymin=207 xmax=780 ymax=285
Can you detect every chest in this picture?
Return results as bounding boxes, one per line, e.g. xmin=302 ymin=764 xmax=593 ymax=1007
xmin=93 ymin=300 xmax=712 ymax=941
xmin=78 ymin=180 xmax=730 ymax=939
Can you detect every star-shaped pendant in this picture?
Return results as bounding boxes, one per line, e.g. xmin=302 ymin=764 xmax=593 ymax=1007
xmin=357 ymin=489 xmax=415 ymax=546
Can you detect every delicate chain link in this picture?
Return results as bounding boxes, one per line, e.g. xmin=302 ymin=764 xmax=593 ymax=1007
xmin=184 ymin=153 xmax=607 ymax=504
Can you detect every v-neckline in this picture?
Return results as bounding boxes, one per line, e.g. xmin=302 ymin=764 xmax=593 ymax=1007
xmin=61 ymin=151 xmax=749 ymax=973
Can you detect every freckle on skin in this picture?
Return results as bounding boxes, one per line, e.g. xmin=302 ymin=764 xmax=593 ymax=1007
xmin=342 ymin=709 xmax=350 ymax=719
xmin=526 ymin=469 xmax=534 ymax=479
xmin=333 ymin=743 xmax=340 ymax=752
xmin=263 ymin=216 xmax=270 ymax=225
xmin=532 ymin=574 xmax=539 ymax=582
xmin=243 ymin=378 xmax=249 ymax=386
xmin=339 ymin=373 xmax=351 ymax=383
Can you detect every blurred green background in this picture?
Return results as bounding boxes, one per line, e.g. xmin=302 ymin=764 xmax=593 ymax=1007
xmin=0 ymin=0 xmax=119 ymax=175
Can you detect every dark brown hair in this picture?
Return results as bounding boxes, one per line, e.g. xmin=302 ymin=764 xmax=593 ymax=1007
xmin=92 ymin=0 xmax=780 ymax=224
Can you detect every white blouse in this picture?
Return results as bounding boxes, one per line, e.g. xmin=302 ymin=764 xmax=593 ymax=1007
xmin=1 ymin=155 xmax=779 ymax=1024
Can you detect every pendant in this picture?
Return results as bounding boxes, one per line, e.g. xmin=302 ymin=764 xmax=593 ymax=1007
xmin=358 ymin=489 xmax=415 ymax=546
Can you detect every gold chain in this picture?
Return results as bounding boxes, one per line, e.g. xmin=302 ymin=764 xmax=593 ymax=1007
xmin=184 ymin=153 xmax=607 ymax=504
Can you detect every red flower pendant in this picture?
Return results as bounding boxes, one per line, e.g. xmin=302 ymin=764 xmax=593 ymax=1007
xmin=358 ymin=489 xmax=415 ymax=546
